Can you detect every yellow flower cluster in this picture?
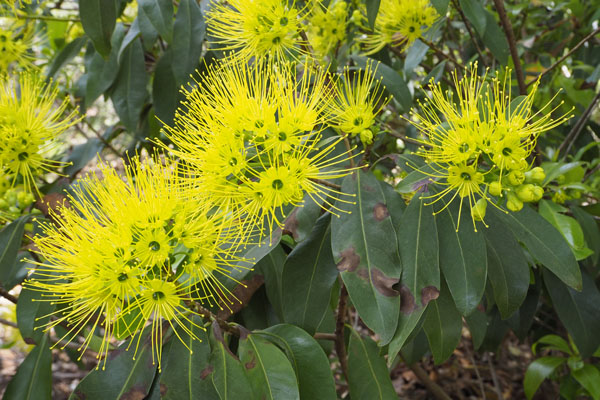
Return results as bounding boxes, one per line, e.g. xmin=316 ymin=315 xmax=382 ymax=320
xmin=361 ymin=0 xmax=438 ymax=55
xmin=0 ymin=21 xmax=35 ymax=71
xmin=306 ymin=0 xmax=349 ymax=58
xmin=0 ymin=73 xmax=80 ymax=195
xmin=27 ymin=158 xmax=250 ymax=370
xmin=407 ymin=64 xmax=571 ymax=229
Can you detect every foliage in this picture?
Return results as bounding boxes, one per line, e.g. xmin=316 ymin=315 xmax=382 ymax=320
xmin=0 ymin=0 xmax=599 ymax=399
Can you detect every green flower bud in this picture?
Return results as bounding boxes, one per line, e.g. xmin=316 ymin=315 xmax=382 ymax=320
xmin=360 ymin=129 xmax=373 ymax=145
xmin=552 ymin=190 xmax=567 ymax=204
xmin=0 ymin=199 xmax=8 ymax=210
xmin=471 ymin=198 xmax=487 ymax=221
xmin=525 ymin=167 xmax=545 ymax=184
xmin=516 ymin=184 xmax=536 ymax=202
xmin=5 ymin=189 xmax=17 ymax=205
xmin=531 ymin=185 xmax=544 ymax=201
xmin=506 ymin=192 xmax=523 ymax=212
xmin=488 ymin=181 xmax=503 ymax=197
xmin=507 ymin=170 xmax=525 ymax=186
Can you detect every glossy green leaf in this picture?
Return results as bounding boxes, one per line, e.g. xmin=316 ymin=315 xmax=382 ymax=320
xmin=172 ymin=0 xmax=205 ymax=85
xmin=118 ymin=18 xmax=141 ymax=63
xmin=387 ymin=306 xmax=426 ymax=365
xmin=139 ymin=0 xmax=174 ymax=43
xmin=70 ymin=329 xmax=158 ymax=400
xmin=351 ymin=55 xmax=413 ymax=112
xmin=16 ymin=272 xmax=55 ymax=345
xmin=572 ymin=206 xmax=600 ymax=266
xmin=258 ymin=245 xmax=287 ymax=320
xmin=3 ymin=334 xmax=52 ymax=400
xmin=281 ymin=214 xmax=337 ymax=334
xmin=110 ymin=38 xmax=149 ymax=132
xmin=523 ymin=356 xmax=565 ymax=400
xmin=543 ymin=270 xmax=600 ymax=358
xmin=347 ymin=331 xmax=397 ymax=400
xmin=79 ymin=0 xmax=117 ymax=57
xmin=47 ymin=36 xmax=88 ymax=79
xmin=261 ymin=324 xmax=337 ymax=400
xmin=0 ymin=216 xmax=29 ymax=286
xmin=506 ymin=281 xmax=541 ymax=341
xmin=365 ymin=0 xmax=381 ymax=30
xmin=458 ymin=0 xmax=487 ymax=36
xmin=481 ymin=11 xmax=508 ymax=64
xmin=64 ymin=137 xmax=103 ymax=176
xmin=430 ymin=0 xmax=450 ymax=15
xmin=284 ymin=194 xmax=323 ymax=242
xmin=483 ymin=212 xmax=530 ymax=319
xmin=436 ymin=201 xmax=487 ymax=316
xmin=532 ymin=334 xmax=573 ymax=356
xmin=331 ymin=171 xmax=401 ymax=344
xmin=238 ymin=334 xmax=300 ymax=400
xmin=465 ymin=309 xmax=487 ymax=350
xmin=153 ymin=50 xmax=179 ymax=125
xmin=539 ymin=200 xmax=593 ymax=260
xmin=423 ymin=283 xmax=462 ymax=364
xmin=490 ymin=205 xmax=581 ymax=290
xmin=209 ymin=325 xmax=252 ymax=400
xmin=404 ymin=40 xmax=429 ymax=74
xmin=159 ymin=317 xmax=218 ymax=399
xmin=571 ymin=364 xmax=600 ymax=400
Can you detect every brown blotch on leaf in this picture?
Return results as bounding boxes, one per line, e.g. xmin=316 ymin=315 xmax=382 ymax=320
xmin=283 ymin=209 xmax=299 ymax=240
xmin=337 ymin=247 xmax=360 ymax=272
xmin=421 ymin=286 xmax=440 ymax=306
xmin=216 ymin=274 xmax=265 ymax=320
xmin=356 ymin=268 xmax=399 ymax=297
xmin=373 ymin=203 xmax=389 ymax=221
xmin=245 ymin=356 xmax=256 ymax=370
xmin=400 ymin=285 xmax=416 ymax=314
xmin=121 ymin=386 xmax=147 ymax=400
xmin=200 ymin=365 xmax=214 ymax=380
xmin=160 ymin=384 xmax=168 ymax=396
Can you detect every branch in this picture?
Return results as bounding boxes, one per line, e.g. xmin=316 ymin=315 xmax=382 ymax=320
xmin=0 ymin=287 xmax=17 ymax=304
xmin=313 ymin=332 xmax=337 ymax=341
xmin=310 ymin=178 xmax=342 ymax=191
xmin=17 ymin=14 xmax=80 ymax=23
xmin=493 ymin=0 xmax=526 ymax=95
xmin=335 ymin=281 xmax=349 ymax=382
xmin=421 ymin=38 xmax=466 ymax=70
xmin=559 ymin=90 xmax=600 ymax=158
xmin=0 ymin=318 xmax=18 ymax=328
xmin=527 ymin=27 xmax=600 ymax=87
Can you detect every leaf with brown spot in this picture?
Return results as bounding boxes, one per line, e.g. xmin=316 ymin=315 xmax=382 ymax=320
xmin=200 ymin=365 xmax=214 ymax=380
xmin=209 ymin=327 xmax=252 ymax=400
xmin=245 ymin=357 xmax=256 ymax=370
xmin=399 ymin=285 xmax=416 ymax=314
xmin=331 ymin=171 xmax=402 ymax=344
xmin=421 ymin=286 xmax=440 ymax=306
xmin=423 ymin=283 xmax=462 ymax=364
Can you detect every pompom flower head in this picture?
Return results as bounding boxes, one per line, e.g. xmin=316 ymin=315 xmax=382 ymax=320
xmin=206 ymin=0 xmax=307 ymax=61
xmin=406 ymin=63 xmax=572 ymax=230
xmin=25 ymin=156 xmax=251 ymax=370
xmin=361 ymin=0 xmax=438 ymax=55
xmin=159 ymin=58 xmax=357 ymax=238
xmin=306 ymin=0 xmax=348 ymax=59
xmin=0 ymin=73 xmax=80 ymax=193
xmin=0 ymin=18 xmax=36 ymax=70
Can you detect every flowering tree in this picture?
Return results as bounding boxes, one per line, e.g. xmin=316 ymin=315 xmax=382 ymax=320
xmin=1 ymin=0 xmax=599 ymax=399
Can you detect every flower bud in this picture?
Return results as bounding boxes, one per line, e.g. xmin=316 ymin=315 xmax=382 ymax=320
xmin=525 ymin=167 xmax=545 ymax=184
xmin=0 ymin=199 xmax=8 ymax=210
xmin=506 ymin=192 xmax=523 ymax=212
xmin=360 ymin=129 xmax=373 ymax=145
xmin=488 ymin=181 xmax=503 ymax=197
xmin=507 ymin=170 xmax=525 ymax=186
xmin=552 ymin=190 xmax=567 ymax=204
xmin=350 ymin=9 xmax=362 ymax=24
xmin=516 ymin=184 xmax=536 ymax=202
xmin=531 ymin=185 xmax=544 ymax=201
xmin=471 ymin=198 xmax=487 ymax=221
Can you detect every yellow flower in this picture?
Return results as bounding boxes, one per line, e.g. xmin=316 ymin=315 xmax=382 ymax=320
xmin=360 ymin=0 xmax=438 ymax=54
xmin=206 ymin=0 xmax=306 ymax=61
xmin=306 ymin=0 xmax=348 ymax=58
xmin=0 ymin=19 xmax=36 ymax=70
xmin=0 ymin=73 xmax=80 ymax=193
xmin=25 ymin=156 xmax=250 ymax=369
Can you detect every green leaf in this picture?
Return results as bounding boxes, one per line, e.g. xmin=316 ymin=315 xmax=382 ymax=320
xmin=3 ymin=334 xmax=52 ymax=400
xmin=397 ymin=194 xmax=440 ymax=312
xmin=331 ymin=171 xmax=402 ymax=344
xmin=16 ymin=273 xmax=55 ymax=345
xmin=152 ymin=50 xmax=179 ymax=125
xmin=261 ymin=324 xmax=337 ymax=400
xmin=541 ymin=161 xmax=585 ymax=186
xmin=423 ymin=283 xmax=462 ymax=364
xmin=78 ymin=0 xmax=117 ymax=58
xmin=281 ymin=214 xmax=337 ymax=334
xmin=159 ymin=317 xmax=218 ymax=399
xmin=523 ymin=356 xmax=566 ymax=400
xmin=139 ymin=0 xmax=174 ymax=43
xmin=365 ymin=0 xmax=381 ymax=30
xmin=85 ymin=23 xmax=126 ymax=107
xmin=209 ymin=325 xmax=252 ymax=400
xmin=490 ymin=205 xmax=581 ymax=291
xmin=347 ymin=331 xmax=397 ymax=400
xmin=543 ymin=270 xmax=600 ymax=358
xmin=571 ymin=364 xmax=600 ymax=400
xmin=481 ymin=10 xmax=508 ymax=64
xmin=430 ymin=0 xmax=450 ymax=15
xmin=465 ymin=309 xmax=487 ymax=350
xmin=351 ymin=55 xmax=413 ymax=112
xmin=238 ymin=333 xmax=300 ymax=400
xmin=404 ymin=40 xmax=429 ymax=74
xmin=110 ymin=38 xmax=149 ymax=132
xmin=539 ymin=200 xmax=592 ymax=260
xmin=284 ymin=194 xmax=323 ymax=242
xmin=118 ymin=18 xmax=141 ymax=63
xmin=64 ymin=138 xmax=104 ymax=176
xmin=572 ymin=206 xmax=600 ymax=266
xmin=458 ymin=0 xmax=487 ymax=36
xmin=0 ymin=216 xmax=29 ymax=286
xmin=394 ymin=164 xmax=436 ymax=194
xmin=172 ymin=0 xmax=205 ymax=85
xmin=70 ymin=329 xmax=158 ymax=400
xmin=258 ymin=245 xmax=287 ymax=321
xmin=532 ymin=334 xmax=573 ymax=356
xmin=47 ymin=36 xmax=88 ymax=79
xmin=483 ymin=212 xmax=530 ymax=319
xmin=387 ymin=307 xmax=426 ymax=365
xmin=436 ymin=201 xmax=487 ymax=316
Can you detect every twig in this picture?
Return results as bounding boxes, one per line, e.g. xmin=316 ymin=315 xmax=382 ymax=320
xmin=486 ymin=352 xmax=504 ymax=400
xmin=559 ymin=90 xmax=600 ymax=158
xmin=17 ymin=14 xmax=80 ymax=23
xmin=0 ymin=318 xmax=18 ymax=328
xmin=584 ymin=163 xmax=600 ymax=181
xmin=313 ymin=332 xmax=337 ymax=341
xmin=310 ymin=178 xmax=342 ymax=191
xmin=421 ymin=38 xmax=466 ymax=70
xmin=527 ymin=27 xmax=600 ymax=87
xmin=195 ymin=303 xmax=243 ymax=337
xmin=0 ymin=287 xmax=17 ymax=304
xmin=342 ymin=135 xmax=356 ymax=168
xmin=493 ymin=0 xmax=526 ymax=95
xmin=465 ymin=345 xmax=486 ymax=400
xmin=451 ymin=0 xmax=488 ymax=67
xmin=401 ymin=356 xmax=452 ymax=400
xmin=335 ymin=281 xmax=349 ymax=382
